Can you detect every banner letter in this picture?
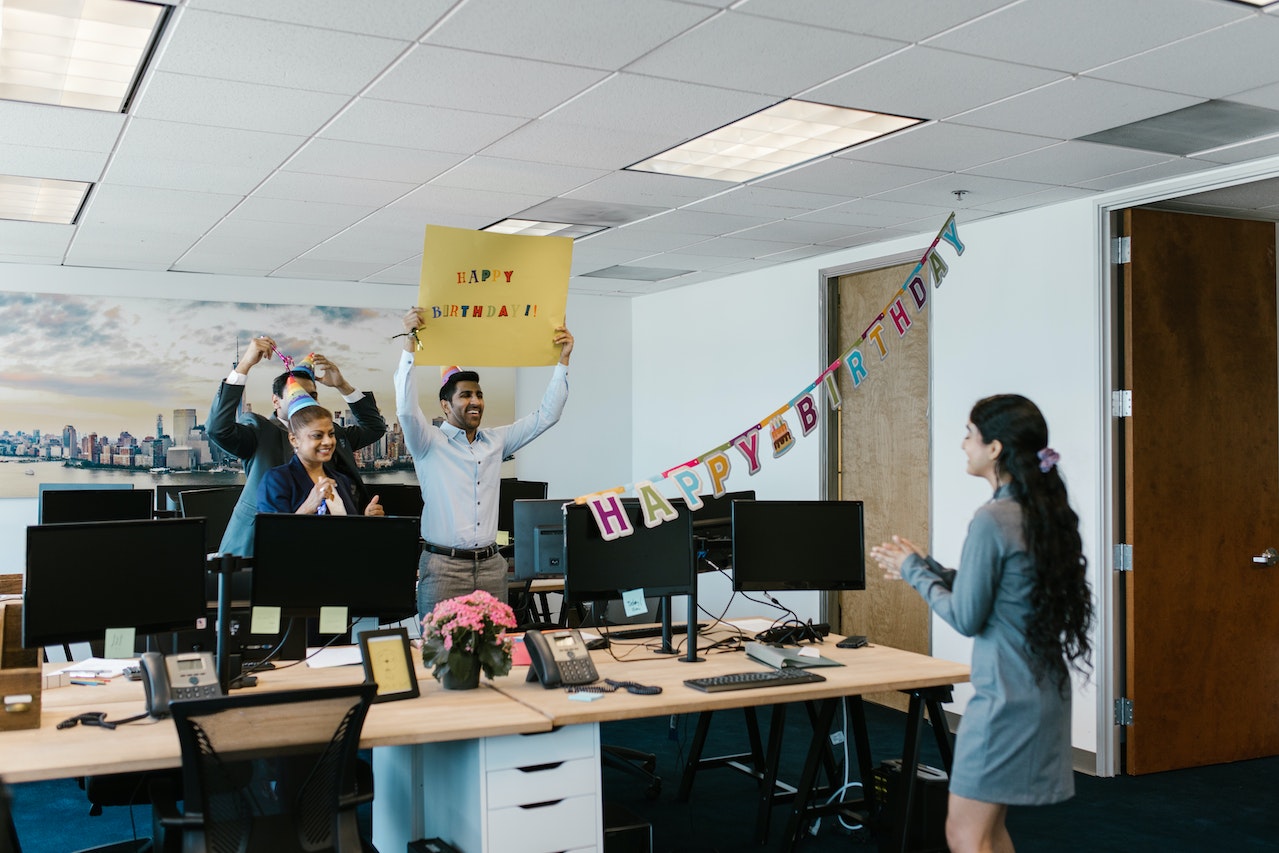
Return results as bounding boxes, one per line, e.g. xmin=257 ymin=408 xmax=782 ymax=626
xmin=908 ymin=275 xmax=928 ymax=311
xmin=929 ymin=250 xmax=949 ymax=287
xmin=888 ymin=298 xmax=911 ymax=337
xmin=824 ymin=372 xmax=842 ymax=411
xmin=865 ymin=322 xmax=888 ymax=360
xmin=795 ymin=394 xmax=819 ymax=436
xmin=587 ymin=494 xmax=633 ymax=540
xmin=635 ymin=480 xmax=678 ymax=528
xmin=670 ymin=467 xmax=704 ymax=511
xmin=940 ymin=215 xmax=964 ymax=256
xmin=704 ymin=453 xmax=732 ymax=497
xmin=733 ymin=428 xmax=762 ymax=475
xmin=843 ymin=349 xmax=868 ymax=388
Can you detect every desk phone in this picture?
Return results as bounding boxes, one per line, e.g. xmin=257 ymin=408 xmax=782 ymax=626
xmin=139 ymin=650 xmax=223 ymax=717
xmin=524 ymin=629 xmax=599 ymax=688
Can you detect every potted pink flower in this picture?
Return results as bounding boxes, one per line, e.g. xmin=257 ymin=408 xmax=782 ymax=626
xmin=420 ymin=590 xmax=517 ymax=689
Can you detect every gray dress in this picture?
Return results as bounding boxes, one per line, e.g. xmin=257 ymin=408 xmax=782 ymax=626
xmin=900 ymin=484 xmax=1073 ymax=805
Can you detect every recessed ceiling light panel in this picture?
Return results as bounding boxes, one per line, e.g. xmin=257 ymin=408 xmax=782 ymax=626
xmin=0 ymin=174 xmax=91 ymax=224
xmin=628 ymin=99 xmax=922 ymax=183
xmin=0 ymin=0 xmax=167 ymax=112
xmin=483 ymin=219 xmax=606 ymax=239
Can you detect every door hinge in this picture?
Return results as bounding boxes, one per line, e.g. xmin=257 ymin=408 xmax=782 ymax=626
xmin=1115 ymin=697 xmax=1134 ymax=726
xmin=1113 ymin=543 xmax=1132 ymax=573
xmin=1111 ymin=389 xmax=1132 ymax=418
xmin=1111 ymin=236 xmax=1131 ymax=264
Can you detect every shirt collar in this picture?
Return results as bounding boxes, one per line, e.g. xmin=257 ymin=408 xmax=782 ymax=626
xmin=440 ymin=420 xmax=483 ymax=444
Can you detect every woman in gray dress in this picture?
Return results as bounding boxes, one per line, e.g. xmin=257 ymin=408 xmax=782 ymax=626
xmin=870 ymin=395 xmax=1092 ymax=853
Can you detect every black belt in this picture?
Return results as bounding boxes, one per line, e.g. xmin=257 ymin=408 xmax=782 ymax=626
xmin=423 ymin=541 xmax=501 ymax=560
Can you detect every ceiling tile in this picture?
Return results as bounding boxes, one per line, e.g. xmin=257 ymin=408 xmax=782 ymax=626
xmin=271 ymin=257 xmax=390 ymax=281
xmin=793 ymin=197 xmax=954 ymax=228
xmin=871 ymin=173 xmax=1057 ymax=210
xmin=576 ymin=228 xmax=703 ymax=253
xmin=79 ymin=185 xmax=241 ymax=230
xmin=366 ymin=46 xmax=608 ymax=117
xmin=186 ymin=0 xmax=451 ymax=38
xmin=661 ymin=237 xmax=799 ymax=260
xmin=1072 ymin=157 xmax=1222 ymax=191
xmin=965 ymin=140 xmax=1173 ymax=186
xmin=926 ymin=0 xmax=1249 ymax=74
xmin=321 ymin=99 xmax=527 ymax=153
xmin=0 ymin=221 xmax=73 ymax=263
xmin=628 ymin=13 xmax=903 ymax=96
xmin=731 ymin=218 xmax=876 ymax=244
xmin=0 ymin=101 xmax=124 ymax=151
xmin=736 ymin=0 xmax=1017 ymax=43
xmin=817 ymin=226 xmax=917 ymax=249
xmin=807 ymin=47 xmax=1063 ymax=120
xmin=564 ymin=171 xmax=729 ymax=208
xmin=391 ymin=184 xmax=546 ymax=220
xmin=133 ymin=72 xmax=350 ymax=135
xmin=955 ymin=77 xmax=1202 ymax=140
xmin=253 ymin=171 xmax=417 ymax=206
xmin=158 ymin=9 xmax=411 ymax=94
xmin=1088 ymin=16 xmax=1279 ymax=99
xmin=687 ymin=186 xmax=852 ymax=217
xmin=0 ymin=143 xmax=106 ymax=183
xmin=426 ymin=0 xmax=714 ymax=68
xmin=231 ymin=196 xmax=375 ymax=228
xmin=428 ymin=156 xmax=608 ymax=197
xmin=481 ymin=120 xmax=687 ymax=170
xmin=1190 ymin=133 xmax=1279 ymax=166
xmin=619 ymin=209 xmax=774 ymax=236
xmin=285 ymin=139 xmax=465 ymax=184
xmin=759 ymin=158 xmax=945 ymax=198
xmin=363 ymin=258 xmax=424 ymax=286
xmin=846 ymin=122 xmax=1057 ymax=172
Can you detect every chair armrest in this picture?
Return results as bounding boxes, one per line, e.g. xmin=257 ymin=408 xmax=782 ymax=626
xmin=149 ymin=778 xmax=202 ymax=830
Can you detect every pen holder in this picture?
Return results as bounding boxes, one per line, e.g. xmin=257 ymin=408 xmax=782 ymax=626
xmin=0 ymin=600 xmax=42 ymax=731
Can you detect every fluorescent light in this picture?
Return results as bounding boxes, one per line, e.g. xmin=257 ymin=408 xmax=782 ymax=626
xmin=628 ymin=99 xmax=922 ymax=183
xmin=0 ymin=174 xmax=91 ymax=223
xmin=1225 ymin=0 xmax=1279 ymax=7
xmin=0 ymin=0 xmax=166 ymax=112
xmin=483 ymin=219 xmax=607 ymax=239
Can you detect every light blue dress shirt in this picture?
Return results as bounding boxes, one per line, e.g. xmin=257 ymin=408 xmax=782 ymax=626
xmin=394 ymin=350 xmax=569 ymax=549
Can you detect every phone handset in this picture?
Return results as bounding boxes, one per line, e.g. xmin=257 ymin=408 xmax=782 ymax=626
xmin=140 ymin=650 xmax=222 ymax=718
xmin=524 ymin=629 xmax=599 ymax=689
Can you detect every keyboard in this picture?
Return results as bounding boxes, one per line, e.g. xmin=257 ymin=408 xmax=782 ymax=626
xmin=684 ymin=666 xmax=827 ymax=693
xmin=607 ymin=622 xmax=706 ymax=641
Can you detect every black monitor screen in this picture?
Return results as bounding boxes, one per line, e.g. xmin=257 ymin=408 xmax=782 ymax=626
xmin=252 ymin=514 xmax=420 ymax=620
xmin=368 ymin=483 xmax=424 ymax=519
xmin=178 ymin=487 xmax=240 ymax=554
xmin=24 ymin=518 xmax=208 ymax=647
xmin=731 ymin=500 xmax=866 ymax=591
xmin=498 ymin=479 xmax=548 ymax=535
xmin=691 ymin=490 xmax=756 ymax=531
xmin=563 ymin=499 xmax=694 ymax=602
xmin=512 ymin=498 xmax=568 ymax=580
xmin=39 ymin=487 xmax=153 ymax=524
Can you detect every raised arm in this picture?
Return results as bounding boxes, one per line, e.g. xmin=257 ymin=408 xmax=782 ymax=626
xmin=312 ymin=353 xmax=386 ymax=450
xmin=394 ymin=307 xmax=437 ymax=457
xmin=206 ymin=335 xmax=276 ymax=458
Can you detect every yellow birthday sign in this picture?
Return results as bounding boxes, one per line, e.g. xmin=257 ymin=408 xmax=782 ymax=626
xmin=416 ymin=224 xmax=573 ymax=366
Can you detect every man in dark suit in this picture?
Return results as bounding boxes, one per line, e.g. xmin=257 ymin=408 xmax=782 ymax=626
xmin=207 ymin=335 xmax=387 ymax=555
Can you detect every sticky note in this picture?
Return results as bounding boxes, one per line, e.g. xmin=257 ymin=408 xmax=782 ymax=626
xmin=104 ymin=627 xmax=136 ymax=659
xmin=319 ymin=606 xmax=348 ymax=636
xmin=797 ymin=646 xmax=820 ymax=658
xmin=622 ymin=588 xmax=646 ymax=618
xmin=569 ymin=691 xmax=603 ymax=702
xmin=497 ymin=530 xmax=510 ymax=546
xmin=251 ymin=605 xmax=282 ymax=635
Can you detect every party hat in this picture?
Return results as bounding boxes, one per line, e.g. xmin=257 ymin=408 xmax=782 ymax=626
xmin=283 ymin=375 xmax=320 ymax=419
xmin=440 ymin=365 xmax=461 ymax=387
xmin=292 ymin=352 xmax=317 ymax=379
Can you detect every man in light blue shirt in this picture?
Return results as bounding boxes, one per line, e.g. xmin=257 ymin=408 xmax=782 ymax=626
xmin=395 ymin=306 xmax=574 ymax=617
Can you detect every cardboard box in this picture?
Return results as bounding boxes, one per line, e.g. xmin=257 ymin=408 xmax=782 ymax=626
xmin=0 ymin=599 xmax=41 ymax=731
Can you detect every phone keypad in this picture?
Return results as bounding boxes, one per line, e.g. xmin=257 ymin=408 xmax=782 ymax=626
xmin=560 ymin=658 xmax=596 ymax=684
xmin=172 ymin=684 xmax=221 ymax=700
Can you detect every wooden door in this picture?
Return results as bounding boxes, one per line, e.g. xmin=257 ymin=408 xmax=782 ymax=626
xmin=836 ymin=262 xmax=931 ymax=709
xmin=1123 ymin=207 xmax=1279 ymax=773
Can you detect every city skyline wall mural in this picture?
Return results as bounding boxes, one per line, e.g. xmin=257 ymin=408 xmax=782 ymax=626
xmin=0 ymin=291 xmax=517 ymax=498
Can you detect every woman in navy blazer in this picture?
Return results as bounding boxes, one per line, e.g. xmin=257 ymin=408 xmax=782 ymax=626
xmin=257 ymin=378 xmax=383 ymax=517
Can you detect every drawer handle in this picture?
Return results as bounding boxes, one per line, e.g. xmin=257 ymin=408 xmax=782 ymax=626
xmin=516 ymin=761 xmax=564 ymax=774
xmin=518 ymin=799 xmax=564 ymax=811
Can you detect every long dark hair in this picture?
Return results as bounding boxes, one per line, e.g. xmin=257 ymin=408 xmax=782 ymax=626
xmin=970 ymin=394 xmax=1093 ymax=690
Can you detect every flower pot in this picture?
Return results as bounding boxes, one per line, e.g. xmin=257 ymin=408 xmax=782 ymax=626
xmin=441 ymin=662 xmax=480 ymax=690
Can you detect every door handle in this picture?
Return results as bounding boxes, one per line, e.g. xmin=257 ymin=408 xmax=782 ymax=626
xmin=1251 ymin=547 xmax=1278 ymax=567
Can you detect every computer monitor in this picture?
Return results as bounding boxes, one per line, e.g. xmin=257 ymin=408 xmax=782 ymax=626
xmin=23 ymin=518 xmax=208 ymax=647
xmin=38 ymin=485 xmax=152 ymax=524
xmin=367 ymin=482 xmax=424 ymax=519
xmin=498 ymin=479 xmax=549 ymax=537
xmin=731 ymin=500 xmax=866 ymax=591
xmin=178 ymin=487 xmax=240 ymax=554
xmin=512 ymin=498 xmax=569 ymax=580
xmin=691 ymin=489 xmax=756 ymax=532
xmin=251 ymin=514 xmax=420 ymax=621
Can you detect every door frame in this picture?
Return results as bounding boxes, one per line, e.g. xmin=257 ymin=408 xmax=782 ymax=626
xmin=1095 ymin=156 xmax=1279 ymax=776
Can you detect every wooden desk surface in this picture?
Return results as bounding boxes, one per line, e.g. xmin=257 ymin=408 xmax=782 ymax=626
xmin=0 ymin=657 xmax=551 ymax=783
xmin=489 ymin=631 xmax=971 ymax=726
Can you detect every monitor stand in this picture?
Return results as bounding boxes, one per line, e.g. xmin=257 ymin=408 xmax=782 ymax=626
xmin=211 ymin=553 xmax=256 ymax=691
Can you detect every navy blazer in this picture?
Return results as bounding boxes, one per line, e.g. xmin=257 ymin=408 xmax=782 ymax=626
xmin=258 ymin=455 xmax=359 ymax=516
xmin=207 ymin=380 xmax=386 ymax=555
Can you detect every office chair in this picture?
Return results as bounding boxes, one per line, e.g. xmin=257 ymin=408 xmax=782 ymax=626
xmin=151 ymin=683 xmax=378 ymax=853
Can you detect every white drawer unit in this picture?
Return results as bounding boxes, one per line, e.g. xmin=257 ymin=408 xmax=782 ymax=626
xmin=418 ymin=723 xmax=604 ymax=853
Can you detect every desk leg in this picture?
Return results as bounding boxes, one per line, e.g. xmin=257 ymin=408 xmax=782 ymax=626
xmin=848 ymin=696 xmax=878 ymax=815
xmin=926 ymin=691 xmax=955 ymax=772
xmin=891 ymin=686 xmax=953 ymax=853
xmin=754 ymin=703 xmax=790 ymax=844
xmin=780 ymin=698 xmax=839 ymax=852
xmin=676 ymin=711 xmax=713 ymax=801
xmin=372 ymin=744 xmax=426 ymax=853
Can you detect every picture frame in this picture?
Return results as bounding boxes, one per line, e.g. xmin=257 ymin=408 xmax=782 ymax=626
xmin=358 ymin=627 xmax=420 ymax=703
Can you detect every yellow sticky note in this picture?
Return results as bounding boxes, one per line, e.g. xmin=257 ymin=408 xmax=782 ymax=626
xmin=496 ymin=530 xmax=510 ymax=546
xmin=250 ymin=605 xmax=281 ymax=635
xmin=319 ymin=606 xmax=349 ymax=636
xmin=103 ymin=627 xmax=136 ymax=660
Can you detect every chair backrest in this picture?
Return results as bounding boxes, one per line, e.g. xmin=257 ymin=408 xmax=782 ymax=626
xmin=167 ymin=683 xmax=376 ymax=853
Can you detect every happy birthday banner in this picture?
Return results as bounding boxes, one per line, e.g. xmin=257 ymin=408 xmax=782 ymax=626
xmin=417 ymin=224 xmax=572 ymax=366
xmin=577 ymin=212 xmax=965 ymax=540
